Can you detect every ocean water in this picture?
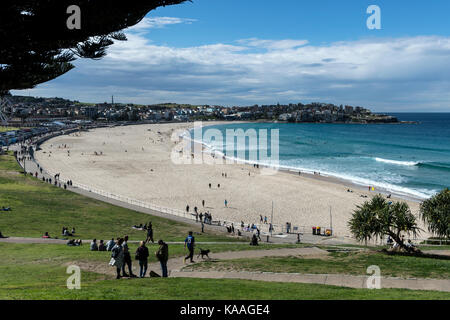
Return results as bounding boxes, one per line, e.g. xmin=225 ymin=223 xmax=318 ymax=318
xmin=198 ymin=113 xmax=450 ymax=200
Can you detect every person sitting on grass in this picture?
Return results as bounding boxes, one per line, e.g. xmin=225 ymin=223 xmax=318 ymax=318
xmin=0 ymin=230 xmax=7 ymax=238
xmin=63 ymin=228 xmax=72 ymax=237
xmin=75 ymin=239 xmax=82 ymax=246
xmin=42 ymin=232 xmax=51 ymax=239
xmin=106 ymin=238 xmax=115 ymax=251
xmin=90 ymin=239 xmax=98 ymax=251
xmin=98 ymin=240 xmax=106 ymax=251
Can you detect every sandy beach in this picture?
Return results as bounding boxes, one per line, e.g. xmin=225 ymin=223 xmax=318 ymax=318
xmin=34 ymin=122 xmax=429 ymax=239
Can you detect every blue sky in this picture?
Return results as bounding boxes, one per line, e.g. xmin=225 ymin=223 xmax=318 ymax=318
xmin=13 ymin=0 xmax=450 ymax=111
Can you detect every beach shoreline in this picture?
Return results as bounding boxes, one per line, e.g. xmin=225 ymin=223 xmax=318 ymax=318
xmin=34 ymin=121 xmax=430 ymax=239
xmin=195 ymin=121 xmax=424 ymax=203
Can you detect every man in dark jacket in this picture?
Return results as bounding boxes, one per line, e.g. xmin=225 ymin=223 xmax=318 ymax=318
xmin=136 ymin=241 xmax=150 ymax=278
xmin=156 ymin=240 xmax=169 ymax=277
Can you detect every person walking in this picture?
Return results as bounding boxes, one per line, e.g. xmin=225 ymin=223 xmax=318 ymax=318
xmin=145 ymin=222 xmax=154 ymax=244
xmin=156 ymin=240 xmax=169 ymax=277
xmin=110 ymin=238 xmax=125 ymax=279
xmin=224 ymin=199 xmax=228 ymax=208
xmin=122 ymin=235 xmax=137 ymax=278
xmin=184 ymin=231 xmax=195 ymax=263
xmin=135 ymin=241 xmax=149 ymax=278
xmin=202 ymin=200 xmax=205 ymax=207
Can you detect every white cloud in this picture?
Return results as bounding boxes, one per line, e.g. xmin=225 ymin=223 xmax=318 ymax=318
xmin=127 ymin=16 xmax=197 ymax=33
xmin=17 ymin=31 xmax=450 ymax=111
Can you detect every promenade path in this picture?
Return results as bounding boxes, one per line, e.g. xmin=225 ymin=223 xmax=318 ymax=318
xmin=59 ymin=246 xmax=450 ymax=293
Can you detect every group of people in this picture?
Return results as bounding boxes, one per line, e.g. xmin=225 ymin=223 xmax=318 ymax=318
xmin=259 ymin=215 xmax=269 ymax=224
xmin=90 ymin=239 xmax=108 ymax=251
xmin=387 ymin=236 xmax=419 ymax=253
xmin=67 ymin=239 xmax=82 ymax=246
xmin=62 ymin=226 xmax=75 ymax=237
xmin=195 ymin=211 xmax=212 ymax=225
xmin=109 ymin=235 xmax=169 ymax=279
xmin=132 ymin=222 xmax=155 ymax=244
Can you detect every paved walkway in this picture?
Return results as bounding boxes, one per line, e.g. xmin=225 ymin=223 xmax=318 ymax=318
xmin=65 ymin=246 xmax=450 ymax=293
xmin=171 ymin=270 xmax=450 ymax=292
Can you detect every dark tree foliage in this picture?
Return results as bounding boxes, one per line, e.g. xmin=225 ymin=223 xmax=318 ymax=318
xmin=348 ymin=194 xmax=421 ymax=251
xmin=0 ymin=0 xmax=189 ymax=95
xmin=420 ymin=188 xmax=450 ymax=240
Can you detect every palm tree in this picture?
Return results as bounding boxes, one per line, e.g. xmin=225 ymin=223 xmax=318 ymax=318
xmin=348 ymin=195 xmax=421 ymax=251
xmin=420 ymin=188 xmax=450 ymax=241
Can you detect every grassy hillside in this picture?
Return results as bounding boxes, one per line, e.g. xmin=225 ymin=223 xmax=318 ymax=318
xmin=0 ymin=152 xmax=240 ymax=242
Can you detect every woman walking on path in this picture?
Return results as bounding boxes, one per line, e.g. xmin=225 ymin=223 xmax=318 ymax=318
xmin=110 ymin=238 xmax=125 ymax=279
xmin=145 ymin=222 xmax=154 ymax=244
xmin=135 ymin=241 xmax=149 ymax=278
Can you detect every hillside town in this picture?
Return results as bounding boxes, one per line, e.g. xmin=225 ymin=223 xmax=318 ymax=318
xmin=1 ymin=95 xmax=400 ymax=128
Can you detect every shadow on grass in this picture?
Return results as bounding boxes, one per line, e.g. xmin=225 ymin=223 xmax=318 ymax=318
xmin=381 ymin=249 xmax=450 ymax=260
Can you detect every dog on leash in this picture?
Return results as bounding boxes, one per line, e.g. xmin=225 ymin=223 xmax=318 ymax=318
xmin=197 ymin=248 xmax=211 ymax=260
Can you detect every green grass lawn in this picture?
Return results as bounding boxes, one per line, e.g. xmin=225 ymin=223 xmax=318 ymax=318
xmin=1 ymin=242 xmax=449 ymax=300
xmin=1 ymin=151 xmax=449 ymax=300
xmin=0 ymin=152 xmax=243 ymax=242
xmin=187 ymin=250 xmax=450 ymax=280
xmin=1 ymin=242 xmax=448 ymax=300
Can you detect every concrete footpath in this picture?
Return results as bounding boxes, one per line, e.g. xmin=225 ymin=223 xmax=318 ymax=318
xmin=171 ymin=270 xmax=450 ymax=292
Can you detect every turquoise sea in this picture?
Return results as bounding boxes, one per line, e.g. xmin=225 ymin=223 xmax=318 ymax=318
xmin=199 ymin=113 xmax=450 ymax=200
